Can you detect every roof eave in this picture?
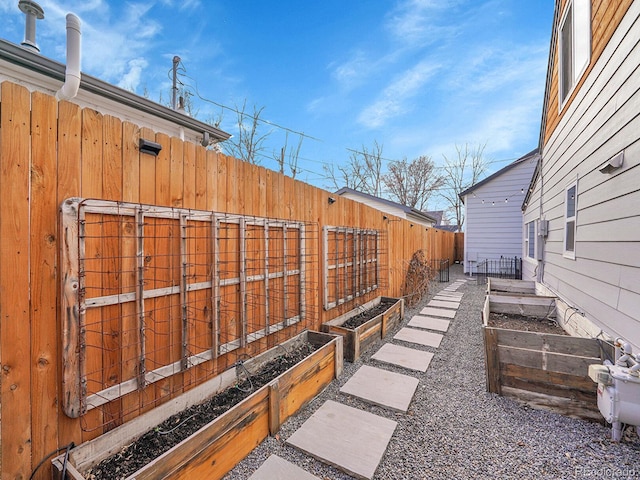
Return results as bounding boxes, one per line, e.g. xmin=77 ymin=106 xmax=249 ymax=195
xmin=0 ymin=39 xmax=231 ymax=143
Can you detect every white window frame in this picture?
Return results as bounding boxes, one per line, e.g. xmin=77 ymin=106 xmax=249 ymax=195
xmin=564 ymin=181 xmax=578 ymax=259
xmin=558 ymin=0 xmax=591 ymax=110
xmin=526 ymin=221 xmax=536 ymax=259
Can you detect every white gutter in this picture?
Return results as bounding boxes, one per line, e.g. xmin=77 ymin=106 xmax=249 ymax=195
xmin=56 ymin=13 xmax=81 ymax=101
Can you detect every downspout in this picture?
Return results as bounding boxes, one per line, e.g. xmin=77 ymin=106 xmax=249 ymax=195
xmin=56 ymin=13 xmax=82 ymax=101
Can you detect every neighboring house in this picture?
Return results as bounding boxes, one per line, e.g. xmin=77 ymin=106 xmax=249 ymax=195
xmin=459 ymin=149 xmax=539 ymax=275
xmin=424 ymin=210 xmax=460 ymax=232
xmin=335 ymin=187 xmax=437 ymax=228
xmin=0 ymin=36 xmax=229 ymax=148
xmin=523 ymin=0 xmax=639 ymax=349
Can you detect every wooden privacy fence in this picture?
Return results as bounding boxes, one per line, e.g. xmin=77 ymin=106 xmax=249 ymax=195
xmin=0 ymin=80 xmax=457 ymax=479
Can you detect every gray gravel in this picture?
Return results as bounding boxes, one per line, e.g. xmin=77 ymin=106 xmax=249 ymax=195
xmin=224 ymin=265 xmax=640 ymax=480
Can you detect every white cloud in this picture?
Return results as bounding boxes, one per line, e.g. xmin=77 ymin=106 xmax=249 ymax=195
xmin=117 ymin=58 xmax=149 ymax=91
xmin=331 ymin=50 xmax=370 ymax=91
xmin=357 ymin=60 xmax=440 ymax=129
xmin=385 ymin=0 xmax=462 ymax=46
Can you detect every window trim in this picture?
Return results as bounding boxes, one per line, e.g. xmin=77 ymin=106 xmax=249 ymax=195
xmin=526 ymin=221 xmax=536 ymax=260
xmin=558 ymin=0 xmax=591 ymax=111
xmin=564 ymin=181 xmax=578 ymax=259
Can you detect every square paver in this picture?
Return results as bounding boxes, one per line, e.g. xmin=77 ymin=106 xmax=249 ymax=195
xmin=419 ymin=306 xmax=456 ymax=318
xmin=394 ymin=327 xmax=443 ymax=348
xmin=437 ymin=290 xmax=463 ymax=296
xmin=249 ymin=455 xmax=319 ymax=480
xmin=287 ymin=400 xmax=397 ymax=480
xmin=433 ymin=295 xmax=461 ymax=302
xmin=371 ymin=343 xmax=434 ymax=372
xmin=439 ymin=289 xmax=463 ymax=295
xmin=408 ymin=315 xmax=450 ymax=332
xmin=427 ymin=299 xmax=460 ymax=309
xmin=340 ymin=365 xmax=419 ymax=412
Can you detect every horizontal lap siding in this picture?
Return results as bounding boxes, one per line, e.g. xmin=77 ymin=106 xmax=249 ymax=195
xmin=0 ymin=80 xmax=458 ymax=477
xmin=465 ymin=159 xmax=537 ymax=270
xmin=532 ymin=1 xmax=640 ymax=349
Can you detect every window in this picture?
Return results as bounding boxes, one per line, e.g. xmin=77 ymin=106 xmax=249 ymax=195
xmin=526 ymin=221 xmax=536 ymax=259
xmin=564 ymin=182 xmax=577 ymax=258
xmin=559 ymin=0 xmax=591 ymax=107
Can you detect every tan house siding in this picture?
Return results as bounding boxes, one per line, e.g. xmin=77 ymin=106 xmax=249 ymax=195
xmin=543 ymin=0 xmax=633 ymax=146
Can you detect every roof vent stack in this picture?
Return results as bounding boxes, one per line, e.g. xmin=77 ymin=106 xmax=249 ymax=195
xmin=18 ymin=0 xmax=45 ymax=53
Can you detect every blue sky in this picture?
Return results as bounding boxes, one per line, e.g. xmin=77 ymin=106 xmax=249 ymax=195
xmin=3 ymin=0 xmax=554 ymax=207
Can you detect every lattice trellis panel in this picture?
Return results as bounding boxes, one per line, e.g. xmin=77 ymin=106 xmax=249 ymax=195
xmin=60 ymin=198 xmax=317 ymax=420
xmin=322 ymin=226 xmax=386 ymax=310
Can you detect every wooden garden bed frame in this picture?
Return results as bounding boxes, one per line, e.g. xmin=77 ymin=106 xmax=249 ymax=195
xmin=487 ymin=278 xmax=536 ymax=295
xmin=52 ymin=330 xmax=342 ymax=480
xmin=482 ymin=294 xmax=612 ymax=420
xmin=320 ymin=296 xmax=404 ymax=362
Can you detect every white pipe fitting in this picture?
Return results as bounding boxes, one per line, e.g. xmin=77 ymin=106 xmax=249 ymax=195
xmin=56 ymin=13 xmax=82 ymax=101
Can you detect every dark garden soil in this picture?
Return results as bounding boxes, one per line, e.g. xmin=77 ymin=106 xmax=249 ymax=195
xmin=488 ymin=312 xmax=567 ymax=335
xmin=87 ymin=342 xmax=318 ymax=480
xmin=340 ymin=299 xmax=397 ymax=329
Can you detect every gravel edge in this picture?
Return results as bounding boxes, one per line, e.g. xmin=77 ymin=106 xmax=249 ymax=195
xmin=223 ymin=266 xmax=640 ymax=480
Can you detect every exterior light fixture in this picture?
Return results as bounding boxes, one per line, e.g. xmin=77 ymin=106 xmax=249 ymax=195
xmin=139 ymin=138 xmax=162 ymax=156
xmin=328 ymin=197 xmax=336 ymax=204
xmin=599 ymin=151 xmax=624 ymax=174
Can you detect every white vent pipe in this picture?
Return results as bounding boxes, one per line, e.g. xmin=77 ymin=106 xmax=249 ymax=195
xmin=56 ymin=13 xmax=82 ymax=101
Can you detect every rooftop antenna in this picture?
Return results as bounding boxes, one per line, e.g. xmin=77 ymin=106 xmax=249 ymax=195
xmin=18 ymin=0 xmax=45 ymax=53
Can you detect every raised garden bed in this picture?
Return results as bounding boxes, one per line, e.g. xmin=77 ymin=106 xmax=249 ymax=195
xmin=482 ymin=294 xmax=613 ymax=421
xmin=52 ymin=330 xmax=342 ymax=480
xmin=320 ymin=296 xmax=404 ymax=362
xmin=487 ymin=278 xmax=536 ymax=295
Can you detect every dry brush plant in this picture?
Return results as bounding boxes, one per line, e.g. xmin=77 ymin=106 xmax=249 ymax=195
xmin=401 ymin=250 xmax=435 ymax=307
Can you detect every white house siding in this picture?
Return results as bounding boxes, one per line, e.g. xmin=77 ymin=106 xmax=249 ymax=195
xmin=525 ymin=2 xmax=640 ymax=350
xmin=463 ymin=157 xmax=537 ymax=274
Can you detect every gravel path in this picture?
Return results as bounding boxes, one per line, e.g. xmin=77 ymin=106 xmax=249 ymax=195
xmin=224 ymin=266 xmax=640 ymax=480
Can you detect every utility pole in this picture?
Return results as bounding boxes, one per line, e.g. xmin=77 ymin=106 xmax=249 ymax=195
xmin=172 ymin=55 xmax=180 ymax=110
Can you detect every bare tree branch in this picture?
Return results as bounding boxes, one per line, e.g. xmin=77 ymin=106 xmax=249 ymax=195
xmin=222 ymin=100 xmax=272 ymax=164
xmin=382 ymin=155 xmax=444 ymax=210
xmin=438 ymin=142 xmax=488 ymax=230
xmin=275 ymin=132 xmax=304 ymax=179
xmin=324 ymin=141 xmax=385 ymax=194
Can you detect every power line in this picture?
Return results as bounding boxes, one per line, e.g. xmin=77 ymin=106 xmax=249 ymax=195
xmin=175 ymin=63 xmax=321 ymax=143
xmin=168 ymin=59 xmax=527 ymax=193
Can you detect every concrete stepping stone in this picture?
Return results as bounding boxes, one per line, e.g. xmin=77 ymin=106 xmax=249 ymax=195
xmin=248 ymin=455 xmax=319 ymax=480
xmin=340 ymin=365 xmax=419 ymax=412
xmin=419 ymin=306 xmax=456 ymax=318
xmin=408 ymin=315 xmax=450 ymax=332
xmin=287 ymin=400 xmax=397 ymax=480
xmin=394 ymin=327 xmax=443 ymax=348
xmin=371 ymin=343 xmax=434 ymax=372
xmin=437 ymin=292 xmax=463 ymax=299
xmin=433 ymin=295 xmax=462 ymax=302
xmin=427 ymin=299 xmax=460 ymax=309
xmin=439 ymin=289 xmax=463 ymax=295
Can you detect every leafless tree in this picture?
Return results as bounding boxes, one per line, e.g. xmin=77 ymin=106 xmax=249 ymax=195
xmin=439 ymin=143 xmax=488 ymax=231
xmin=222 ymin=100 xmax=272 ymax=164
xmin=274 ymin=132 xmax=304 ymax=179
xmin=324 ymin=141 xmax=385 ymax=195
xmin=382 ymin=155 xmax=444 ymax=211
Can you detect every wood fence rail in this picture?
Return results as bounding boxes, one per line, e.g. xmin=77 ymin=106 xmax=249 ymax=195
xmin=0 ymin=80 xmax=460 ymax=479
